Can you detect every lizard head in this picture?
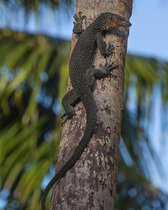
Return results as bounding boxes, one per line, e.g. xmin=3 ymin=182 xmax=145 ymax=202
xmin=100 ymin=12 xmax=131 ymax=31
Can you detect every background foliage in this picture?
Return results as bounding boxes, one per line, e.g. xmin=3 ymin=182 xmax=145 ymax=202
xmin=0 ymin=1 xmax=168 ymax=210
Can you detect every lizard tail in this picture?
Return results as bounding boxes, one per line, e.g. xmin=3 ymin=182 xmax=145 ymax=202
xmin=41 ymin=90 xmax=96 ymax=210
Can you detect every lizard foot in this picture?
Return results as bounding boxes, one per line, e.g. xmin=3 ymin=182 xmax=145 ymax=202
xmin=73 ymin=12 xmax=86 ymax=34
xmin=103 ymin=44 xmax=114 ymax=58
xmin=100 ymin=62 xmax=118 ymax=78
xmin=73 ymin=12 xmax=86 ymax=24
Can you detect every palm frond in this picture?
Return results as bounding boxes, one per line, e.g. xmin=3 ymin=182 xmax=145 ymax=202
xmin=0 ymin=29 xmax=69 ymax=209
xmin=0 ymin=28 xmax=69 ymax=121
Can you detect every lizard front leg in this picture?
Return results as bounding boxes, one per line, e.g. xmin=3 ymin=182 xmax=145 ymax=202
xmin=94 ymin=62 xmax=118 ymax=79
xmin=96 ymin=32 xmax=114 ymax=58
xmin=73 ymin=12 xmax=86 ymax=35
xmin=85 ymin=62 xmax=118 ymax=85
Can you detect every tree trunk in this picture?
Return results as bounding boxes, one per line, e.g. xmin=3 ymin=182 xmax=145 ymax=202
xmin=51 ymin=0 xmax=132 ymax=209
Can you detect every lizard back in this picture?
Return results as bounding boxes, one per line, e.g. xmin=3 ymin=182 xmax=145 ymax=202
xmin=69 ymin=25 xmax=98 ymax=93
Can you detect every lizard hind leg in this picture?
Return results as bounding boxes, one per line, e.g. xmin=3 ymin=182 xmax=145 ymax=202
xmin=61 ymin=89 xmax=79 ymax=124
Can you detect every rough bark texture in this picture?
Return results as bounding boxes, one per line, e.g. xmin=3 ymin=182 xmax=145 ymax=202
xmin=51 ymin=0 xmax=132 ymax=209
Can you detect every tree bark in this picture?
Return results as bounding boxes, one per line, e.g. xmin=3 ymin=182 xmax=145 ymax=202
xmin=51 ymin=0 xmax=132 ymax=209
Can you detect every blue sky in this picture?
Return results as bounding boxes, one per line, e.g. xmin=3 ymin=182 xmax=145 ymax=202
xmin=129 ymin=0 xmax=168 ymax=60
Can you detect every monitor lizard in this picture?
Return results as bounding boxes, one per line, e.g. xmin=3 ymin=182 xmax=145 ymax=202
xmin=41 ymin=11 xmax=131 ymax=210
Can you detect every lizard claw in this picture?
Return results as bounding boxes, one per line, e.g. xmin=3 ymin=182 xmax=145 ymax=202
xmin=73 ymin=12 xmax=86 ymax=24
xmin=61 ymin=113 xmax=66 ymax=119
xmin=109 ymin=73 xmax=117 ymax=79
xmin=61 ymin=116 xmax=68 ymax=126
xmin=73 ymin=12 xmax=86 ymax=35
xmin=78 ymin=12 xmax=86 ymax=21
xmin=104 ymin=44 xmax=114 ymax=57
xmin=61 ymin=111 xmax=75 ymax=126
xmin=104 ymin=62 xmax=119 ymax=78
xmin=61 ymin=113 xmax=67 ymax=126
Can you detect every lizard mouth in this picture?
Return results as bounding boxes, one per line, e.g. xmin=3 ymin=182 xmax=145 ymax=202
xmin=115 ymin=19 xmax=132 ymax=27
xmin=103 ymin=18 xmax=131 ymax=31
